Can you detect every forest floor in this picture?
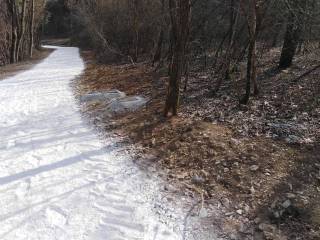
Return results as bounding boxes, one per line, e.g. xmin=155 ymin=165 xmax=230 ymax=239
xmin=0 ymin=48 xmax=53 ymax=80
xmin=76 ymin=48 xmax=320 ymax=240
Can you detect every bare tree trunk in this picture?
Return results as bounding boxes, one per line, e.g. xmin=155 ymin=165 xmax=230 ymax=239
xmin=279 ymin=14 xmax=301 ymax=69
xmin=16 ymin=0 xmax=27 ymax=61
xmin=29 ymin=0 xmax=35 ymax=57
xmin=164 ymin=0 xmax=191 ymax=116
xmin=9 ymin=0 xmax=18 ymax=63
xmin=240 ymin=0 xmax=258 ymax=105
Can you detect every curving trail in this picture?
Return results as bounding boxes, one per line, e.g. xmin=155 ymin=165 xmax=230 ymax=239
xmin=0 ymin=46 xmax=180 ymax=240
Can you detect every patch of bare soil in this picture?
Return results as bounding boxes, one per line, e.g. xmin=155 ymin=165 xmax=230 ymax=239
xmin=0 ymin=48 xmax=54 ymax=80
xmin=75 ymin=49 xmax=320 ymax=240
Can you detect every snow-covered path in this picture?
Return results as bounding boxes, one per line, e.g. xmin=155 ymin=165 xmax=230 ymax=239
xmin=0 ymin=47 xmax=180 ymax=240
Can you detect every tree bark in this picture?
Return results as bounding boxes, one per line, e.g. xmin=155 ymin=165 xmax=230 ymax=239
xmin=16 ymin=0 xmax=27 ymax=61
xmin=240 ymin=0 xmax=258 ymax=105
xmin=9 ymin=0 xmax=18 ymax=63
xmin=164 ymin=0 xmax=191 ymax=116
xmin=29 ymin=0 xmax=35 ymax=57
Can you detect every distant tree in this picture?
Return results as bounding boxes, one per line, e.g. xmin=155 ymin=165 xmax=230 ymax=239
xmin=29 ymin=0 xmax=35 ymax=57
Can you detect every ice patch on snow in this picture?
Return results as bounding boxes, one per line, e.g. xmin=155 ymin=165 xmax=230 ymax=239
xmin=80 ymin=90 xmax=126 ymax=103
xmin=106 ymin=96 xmax=147 ymax=115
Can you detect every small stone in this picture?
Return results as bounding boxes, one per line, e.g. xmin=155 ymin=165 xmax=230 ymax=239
xmin=236 ymin=209 xmax=243 ymax=215
xmin=250 ymin=165 xmax=259 ymax=171
xmin=273 ymin=211 xmax=281 ymax=219
xmin=254 ymin=217 xmax=261 ymax=224
xmin=258 ymin=223 xmax=276 ymax=232
xmin=191 ymin=175 xmax=205 ymax=185
xmin=286 ymin=193 xmax=296 ymax=199
xmin=199 ymin=207 xmax=208 ymax=218
xmin=282 ymin=200 xmax=292 ymax=208
xmin=225 ymin=212 xmax=234 ymax=216
xmin=230 ymin=138 xmax=241 ymax=145
xmin=222 ymin=198 xmax=230 ymax=208
xmin=230 ymin=233 xmax=237 ymax=240
xmin=244 ymin=205 xmax=250 ymax=213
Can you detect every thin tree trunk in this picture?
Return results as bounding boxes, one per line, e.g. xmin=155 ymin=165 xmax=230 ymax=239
xmin=240 ymin=0 xmax=257 ymax=105
xmin=16 ymin=0 xmax=27 ymax=61
xmin=29 ymin=0 xmax=35 ymax=57
xmin=9 ymin=0 xmax=18 ymax=63
xmin=164 ymin=0 xmax=191 ymax=116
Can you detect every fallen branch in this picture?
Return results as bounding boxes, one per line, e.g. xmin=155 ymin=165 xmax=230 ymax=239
xmin=292 ymin=64 xmax=320 ymax=83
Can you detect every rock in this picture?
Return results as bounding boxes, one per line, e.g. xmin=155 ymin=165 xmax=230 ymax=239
xmin=230 ymin=138 xmax=241 ymax=145
xmin=199 ymin=207 xmax=208 ymax=218
xmin=285 ymin=135 xmax=302 ymax=144
xmin=222 ymin=198 xmax=230 ymax=208
xmin=250 ymin=165 xmax=260 ymax=171
xmin=282 ymin=200 xmax=292 ymax=209
xmin=254 ymin=217 xmax=261 ymax=224
xmin=225 ymin=212 xmax=234 ymax=216
xmin=258 ymin=223 xmax=276 ymax=233
xmin=200 ymin=169 xmax=210 ymax=177
xmin=236 ymin=209 xmax=243 ymax=215
xmin=230 ymin=233 xmax=238 ymax=240
xmin=259 ymin=223 xmax=287 ymax=240
xmin=244 ymin=205 xmax=250 ymax=213
xmin=253 ymin=230 xmax=265 ymax=240
xmin=191 ymin=175 xmax=205 ymax=185
xmin=151 ymin=138 xmax=156 ymax=146
xmin=286 ymin=193 xmax=296 ymax=199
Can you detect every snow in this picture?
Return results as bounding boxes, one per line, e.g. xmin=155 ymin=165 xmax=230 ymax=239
xmin=80 ymin=90 xmax=126 ymax=103
xmin=106 ymin=96 xmax=148 ymax=115
xmin=0 ymin=46 xmax=180 ymax=240
xmin=79 ymin=90 xmax=148 ymax=117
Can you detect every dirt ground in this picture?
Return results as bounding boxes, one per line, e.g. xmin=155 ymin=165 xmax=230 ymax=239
xmin=0 ymin=48 xmax=53 ymax=80
xmin=75 ymin=49 xmax=320 ymax=240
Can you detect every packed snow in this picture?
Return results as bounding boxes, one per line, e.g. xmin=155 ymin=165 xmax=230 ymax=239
xmin=0 ymin=46 xmax=182 ymax=240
